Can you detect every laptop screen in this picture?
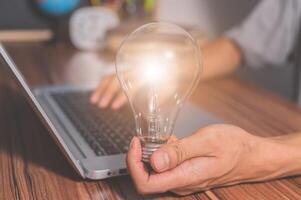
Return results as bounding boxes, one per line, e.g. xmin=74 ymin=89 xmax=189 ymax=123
xmin=0 ymin=45 xmax=40 ymax=104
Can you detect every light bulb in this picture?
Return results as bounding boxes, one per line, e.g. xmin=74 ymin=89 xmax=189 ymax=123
xmin=116 ymin=22 xmax=202 ymax=162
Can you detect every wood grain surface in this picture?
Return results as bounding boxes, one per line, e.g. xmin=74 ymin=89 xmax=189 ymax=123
xmin=1 ymin=43 xmax=301 ymax=199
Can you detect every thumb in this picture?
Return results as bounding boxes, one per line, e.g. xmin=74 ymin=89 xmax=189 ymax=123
xmin=150 ymin=132 xmax=214 ymax=172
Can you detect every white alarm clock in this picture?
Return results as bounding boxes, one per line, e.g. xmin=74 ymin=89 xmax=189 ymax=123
xmin=70 ymin=7 xmax=120 ymax=50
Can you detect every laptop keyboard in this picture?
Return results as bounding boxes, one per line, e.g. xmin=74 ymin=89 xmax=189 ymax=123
xmin=51 ymin=91 xmax=135 ymax=156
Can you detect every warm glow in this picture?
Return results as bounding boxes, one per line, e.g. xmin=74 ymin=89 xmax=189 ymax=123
xmin=164 ymin=50 xmax=174 ymax=59
xmin=142 ymin=62 xmax=166 ymax=85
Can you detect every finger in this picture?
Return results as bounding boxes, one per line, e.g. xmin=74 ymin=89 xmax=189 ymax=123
xmin=111 ymin=92 xmax=127 ymax=110
xmin=138 ymin=156 xmax=213 ymax=193
xmin=150 ymin=127 xmax=216 ymax=172
xmin=90 ymin=76 xmax=113 ymax=104
xmin=126 ymin=137 xmax=149 ymax=190
xmin=98 ymin=78 xmax=121 ymax=108
xmin=126 ymin=136 xmax=188 ymax=194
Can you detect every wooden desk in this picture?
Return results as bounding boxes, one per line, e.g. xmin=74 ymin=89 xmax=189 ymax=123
xmin=1 ymin=43 xmax=301 ymax=200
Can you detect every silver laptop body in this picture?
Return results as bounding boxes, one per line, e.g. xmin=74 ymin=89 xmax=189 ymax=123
xmin=0 ymin=44 xmax=222 ymax=180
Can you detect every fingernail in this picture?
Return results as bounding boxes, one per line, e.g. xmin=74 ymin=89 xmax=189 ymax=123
xmin=154 ymin=150 xmax=170 ymax=171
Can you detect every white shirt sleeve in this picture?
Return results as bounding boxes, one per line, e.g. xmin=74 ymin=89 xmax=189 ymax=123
xmin=226 ymin=0 xmax=301 ymax=69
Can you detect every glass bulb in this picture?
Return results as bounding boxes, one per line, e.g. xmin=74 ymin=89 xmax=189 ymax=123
xmin=116 ymin=22 xmax=202 ymax=162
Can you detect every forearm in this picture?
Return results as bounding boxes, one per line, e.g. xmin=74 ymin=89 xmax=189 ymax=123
xmin=201 ymin=37 xmax=242 ymax=80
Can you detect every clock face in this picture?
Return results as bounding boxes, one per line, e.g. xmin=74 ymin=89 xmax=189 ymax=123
xmin=70 ymin=7 xmax=120 ymax=50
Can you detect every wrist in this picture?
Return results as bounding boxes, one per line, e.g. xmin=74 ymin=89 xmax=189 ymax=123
xmin=247 ymin=134 xmax=301 ymax=182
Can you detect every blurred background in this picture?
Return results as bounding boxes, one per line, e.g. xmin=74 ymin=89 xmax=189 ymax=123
xmin=0 ymin=0 xmax=295 ymax=102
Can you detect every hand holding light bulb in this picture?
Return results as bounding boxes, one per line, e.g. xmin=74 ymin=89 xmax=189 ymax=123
xmin=127 ymin=125 xmax=281 ymax=195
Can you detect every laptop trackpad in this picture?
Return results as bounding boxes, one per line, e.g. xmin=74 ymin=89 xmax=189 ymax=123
xmin=174 ymin=103 xmax=223 ymax=138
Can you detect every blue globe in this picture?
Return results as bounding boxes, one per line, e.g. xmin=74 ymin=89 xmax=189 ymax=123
xmin=37 ymin=0 xmax=80 ymax=16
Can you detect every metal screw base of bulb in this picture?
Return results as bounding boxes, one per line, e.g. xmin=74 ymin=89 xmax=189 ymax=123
xmin=141 ymin=141 xmax=163 ymax=163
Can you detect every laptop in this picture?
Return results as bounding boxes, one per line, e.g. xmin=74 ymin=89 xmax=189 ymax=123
xmin=0 ymin=44 xmax=222 ymax=179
